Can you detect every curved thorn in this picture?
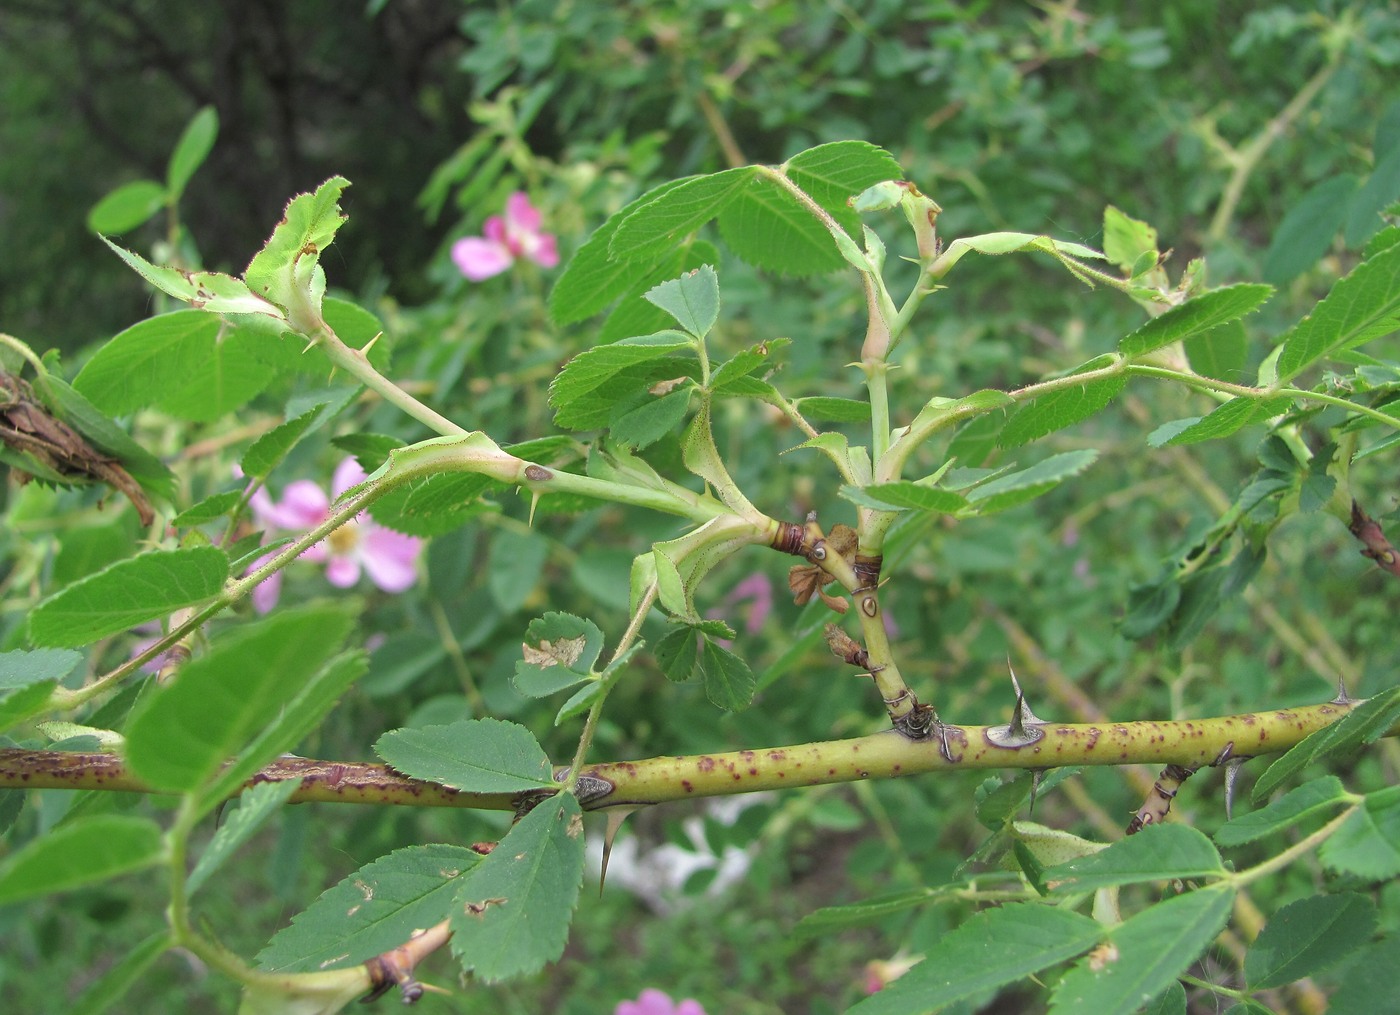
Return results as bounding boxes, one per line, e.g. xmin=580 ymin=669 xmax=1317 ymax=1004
xmin=1224 ymin=757 xmax=1246 ymax=821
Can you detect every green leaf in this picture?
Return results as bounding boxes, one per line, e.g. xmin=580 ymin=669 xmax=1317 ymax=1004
xmin=1276 ymin=240 xmax=1400 ymax=382
xmin=933 ymin=232 xmax=1106 ymax=282
xmin=710 ymin=338 xmax=788 ymax=394
xmin=1253 ymin=688 xmax=1400 ymax=800
xmin=699 ymin=637 xmax=756 ymax=711
xmin=651 ymin=515 xmax=765 ymax=621
xmin=124 ymin=603 xmax=355 ymax=793
xmin=171 ymin=490 xmax=244 ymax=527
xmin=611 ymin=168 xmax=756 ymax=262
xmin=1102 ymin=205 xmax=1160 ymax=275
xmin=654 ymin=625 xmax=701 ymax=683
xmin=240 ymin=400 xmax=342 ymax=479
xmin=0 ymin=681 xmax=56 ymax=733
xmin=29 ymin=546 xmax=229 ymax=648
xmin=1245 ymin=892 xmax=1376 ymax=989
xmin=369 ymin=472 xmax=499 ymax=537
xmin=1345 ymin=140 xmax=1400 ymax=247
xmin=1119 ymin=284 xmax=1273 ymax=358
xmin=449 ymin=793 xmax=586 ymax=982
xmin=374 ymin=718 xmax=555 ymax=793
xmin=964 ymin=450 xmax=1098 ymax=514
xmin=187 ymin=779 xmax=300 ymax=895
xmin=75 ymin=311 xmax=267 ymax=418
xmin=1319 ymin=789 xmax=1400 ymax=880
xmin=1044 ymin=824 xmax=1225 ymax=893
xmin=1141 ymin=982 xmax=1188 ymax=1015
xmin=1184 ymin=319 xmax=1250 ymax=382
xmin=1000 ymin=375 xmax=1127 ymax=448
xmin=644 ymin=265 xmax=721 ymax=339
xmin=783 ymin=141 xmax=904 ymax=215
xmin=716 ymin=173 xmax=848 ymax=275
xmin=258 ymin=843 xmax=483 ymax=972
xmin=1328 ymin=936 xmax=1400 ymax=1015
xmin=548 ymin=331 xmax=693 ymax=425
xmin=0 ymin=648 xmax=82 ymax=689
xmin=514 ymin=613 xmax=604 ymax=697
xmin=609 ymin=386 xmax=693 ymax=450
xmin=794 ymin=888 xmax=942 ymax=939
xmin=1216 ymin=777 xmax=1347 ymax=846
xmin=69 ymin=931 xmax=173 ymax=1015
xmin=839 ymin=481 xmax=968 ymax=514
xmin=0 ymin=814 xmax=163 ymax=904
xmin=487 ymin=527 xmax=550 ymax=613
xmin=548 ymin=178 xmax=693 ymax=325
xmin=101 ymin=238 xmax=285 ymax=319
xmin=1152 ymin=397 xmax=1282 ymax=447
xmin=243 ymin=177 xmax=350 ymax=325
xmin=1263 ymin=175 xmax=1358 ymax=284
xmin=166 ymin=106 xmax=219 ymax=198
xmin=596 ymin=241 xmax=722 ymax=343
xmin=87 ymin=180 xmax=167 ymax=235
xmin=1049 ymin=887 xmax=1236 ymax=1015
xmin=848 ymin=903 xmax=1103 ymax=1014
xmin=198 ymin=645 xmax=363 ymax=808
xmin=795 ymin=396 xmax=870 ymax=422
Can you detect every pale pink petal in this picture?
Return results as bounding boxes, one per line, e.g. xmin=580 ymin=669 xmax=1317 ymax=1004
xmin=482 ymin=215 xmax=507 ymax=243
xmin=256 ymin=479 xmax=330 ymax=530
xmin=332 ymin=457 xmax=367 ymax=497
xmin=325 ymin=553 xmax=361 ymax=588
xmin=251 ymin=570 xmax=283 ymax=614
xmin=526 ymin=232 xmax=559 ymax=269
xmin=358 ymin=525 xmax=422 ymax=592
xmin=504 ymin=192 xmax=542 ymax=232
xmin=452 ymin=236 xmax=513 ymax=281
xmin=675 ymin=1002 xmax=706 ymax=1015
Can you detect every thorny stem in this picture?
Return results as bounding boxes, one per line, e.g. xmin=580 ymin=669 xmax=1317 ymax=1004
xmin=5 ymin=701 xmax=1372 ymax=810
xmin=312 ymin=322 xmax=468 ymax=437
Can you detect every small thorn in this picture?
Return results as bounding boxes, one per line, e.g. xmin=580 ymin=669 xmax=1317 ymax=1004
xmin=527 ymin=490 xmax=541 ymax=528
xmin=360 ymin=331 xmax=383 ymax=358
xmin=1331 ymin=677 xmax=1353 ymax=705
xmin=1007 ymin=658 xmax=1046 ymax=726
xmin=1028 ymin=771 xmax=1043 ymax=814
xmin=599 ymin=806 xmax=640 ymax=896
xmin=1224 ymin=758 xmax=1246 ymax=821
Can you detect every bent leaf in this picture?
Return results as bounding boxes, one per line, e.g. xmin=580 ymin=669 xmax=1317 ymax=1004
xmin=125 ymin=602 xmax=356 ymax=793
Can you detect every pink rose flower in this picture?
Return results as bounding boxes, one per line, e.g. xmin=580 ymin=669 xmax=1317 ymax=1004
xmin=614 ymin=989 xmax=706 ymax=1015
xmin=451 ymin=192 xmax=559 ymax=281
xmin=246 ymin=458 xmax=422 ymax=612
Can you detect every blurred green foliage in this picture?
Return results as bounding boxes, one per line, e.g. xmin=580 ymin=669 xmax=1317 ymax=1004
xmin=1 ymin=1 xmax=1399 ymax=1012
